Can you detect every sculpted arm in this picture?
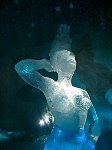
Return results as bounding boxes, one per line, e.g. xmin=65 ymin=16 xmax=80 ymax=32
xmin=15 ymin=59 xmax=53 ymax=93
xmin=88 ymin=103 xmax=101 ymax=143
xmin=88 ymin=104 xmax=101 ymax=143
xmin=82 ymin=90 xmax=100 ymax=143
xmin=50 ymin=24 xmax=72 ymax=56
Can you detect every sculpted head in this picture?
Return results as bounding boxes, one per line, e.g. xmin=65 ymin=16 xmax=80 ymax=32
xmin=49 ymin=50 xmax=76 ymax=76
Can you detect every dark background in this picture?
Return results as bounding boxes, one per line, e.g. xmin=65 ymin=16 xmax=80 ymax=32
xmin=0 ymin=0 xmax=112 ymax=149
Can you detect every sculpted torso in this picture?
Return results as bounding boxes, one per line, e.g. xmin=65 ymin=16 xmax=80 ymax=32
xmin=15 ymin=24 xmax=100 ymax=144
xmin=44 ymin=79 xmax=91 ymax=132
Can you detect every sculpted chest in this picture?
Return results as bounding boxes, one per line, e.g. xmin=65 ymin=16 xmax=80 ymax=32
xmin=47 ymin=85 xmax=91 ymax=113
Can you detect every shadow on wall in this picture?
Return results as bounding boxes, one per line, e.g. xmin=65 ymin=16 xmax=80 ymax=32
xmin=72 ymin=34 xmax=112 ymax=150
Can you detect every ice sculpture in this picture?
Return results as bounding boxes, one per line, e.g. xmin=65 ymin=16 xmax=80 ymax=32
xmin=15 ymin=24 xmax=100 ymax=149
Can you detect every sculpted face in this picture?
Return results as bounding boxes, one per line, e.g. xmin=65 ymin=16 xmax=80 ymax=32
xmin=58 ymin=51 xmax=76 ymax=74
xmin=50 ymin=50 xmax=76 ymax=75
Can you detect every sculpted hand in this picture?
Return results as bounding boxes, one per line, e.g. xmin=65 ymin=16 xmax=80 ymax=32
xmin=51 ymin=24 xmax=72 ymax=51
xmin=88 ymin=123 xmax=101 ymax=143
xmin=42 ymin=59 xmax=54 ymax=72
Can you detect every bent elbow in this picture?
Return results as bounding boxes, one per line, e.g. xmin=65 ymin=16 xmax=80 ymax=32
xmin=15 ymin=61 xmax=21 ymax=73
xmin=15 ymin=60 xmax=31 ymax=75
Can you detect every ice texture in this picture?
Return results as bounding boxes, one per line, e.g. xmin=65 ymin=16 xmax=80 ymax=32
xmin=44 ymin=125 xmax=95 ymax=150
xmin=15 ymin=24 xmax=100 ymax=149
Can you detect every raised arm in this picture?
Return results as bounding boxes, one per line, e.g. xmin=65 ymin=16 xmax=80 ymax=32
xmin=15 ymin=59 xmax=54 ymax=94
xmin=50 ymin=24 xmax=72 ymax=57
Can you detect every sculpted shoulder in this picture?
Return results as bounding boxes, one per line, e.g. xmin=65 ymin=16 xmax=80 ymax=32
xmin=81 ymin=89 xmax=92 ymax=110
xmin=72 ymin=86 xmax=91 ymax=110
xmin=43 ymin=77 xmax=59 ymax=97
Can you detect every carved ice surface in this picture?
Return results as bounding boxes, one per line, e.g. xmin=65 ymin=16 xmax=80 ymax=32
xmin=15 ymin=24 xmax=100 ymax=149
xmin=44 ymin=125 xmax=95 ymax=150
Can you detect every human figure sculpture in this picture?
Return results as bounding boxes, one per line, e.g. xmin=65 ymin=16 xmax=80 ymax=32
xmin=15 ymin=24 xmax=100 ymax=149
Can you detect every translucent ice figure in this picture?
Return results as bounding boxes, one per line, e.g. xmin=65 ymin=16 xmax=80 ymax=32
xmin=15 ymin=24 xmax=100 ymax=149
